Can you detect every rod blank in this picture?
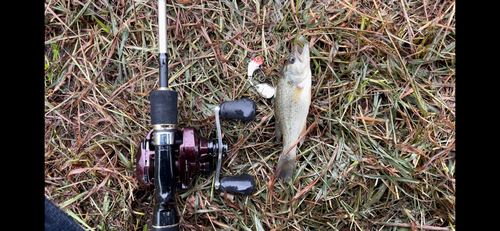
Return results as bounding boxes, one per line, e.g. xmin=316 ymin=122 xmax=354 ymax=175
xmin=157 ymin=0 xmax=168 ymax=88
xmin=158 ymin=0 xmax=167 ymax=53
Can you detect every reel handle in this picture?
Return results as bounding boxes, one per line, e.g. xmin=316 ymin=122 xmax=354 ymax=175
xmin=213 ymin=99 xmax=257 ymax=194
xmin=219 ymin=173 xmax=255 ymax=195
xmin=219 ymin=98 xmax=256 ymax=122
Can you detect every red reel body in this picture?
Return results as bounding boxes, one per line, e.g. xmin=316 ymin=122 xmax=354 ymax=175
xmin=136 ymin=127 xmax=223 ymax=190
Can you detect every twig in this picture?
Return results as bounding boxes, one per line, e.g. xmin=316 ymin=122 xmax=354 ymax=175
xmin=273 ymin=141 xmax=339 ymax=204
xmin=197 ymin=191 xmax=217 ymax=230
xmin=227 ymin=111 xmax=274 ymax=160
xmin=400 ymin=0 xmax=415 ymax=54
xmin=282 ymin=119 xmax=318 ymax=157
xmin=375 ymin=222 xmax=452 ymax=231
xmin=204 ymin=31 xmax=245 ymax=46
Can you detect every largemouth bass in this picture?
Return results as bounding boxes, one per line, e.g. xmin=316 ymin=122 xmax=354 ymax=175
xmin=274 ymin=42 xmax=311 ymax=181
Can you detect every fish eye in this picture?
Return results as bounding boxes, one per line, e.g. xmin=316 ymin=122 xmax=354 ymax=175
xmin=289 ymin=56 xmax=296 ymax=64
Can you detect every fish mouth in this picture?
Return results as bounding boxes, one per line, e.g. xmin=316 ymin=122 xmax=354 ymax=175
xmin=293 ymin=43 xmax=309 ymax=63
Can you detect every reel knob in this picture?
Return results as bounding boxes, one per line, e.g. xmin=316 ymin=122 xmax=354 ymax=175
xmin=219 ymin=98 xmax=256 ymax=121
xmin=219 ymin=173 xmax=255 ymax=195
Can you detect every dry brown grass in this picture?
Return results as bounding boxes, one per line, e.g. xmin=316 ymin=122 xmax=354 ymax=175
xmin=45 ymin=0 xmax=455 ymax=230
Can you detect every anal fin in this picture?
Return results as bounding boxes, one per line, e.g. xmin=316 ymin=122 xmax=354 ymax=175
xmin=298 ymin=122 xmax=306 ymax=147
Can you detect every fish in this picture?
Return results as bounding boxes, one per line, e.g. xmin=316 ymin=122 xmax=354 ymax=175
xmin=274 ymin=42 xmax=312 ymax=181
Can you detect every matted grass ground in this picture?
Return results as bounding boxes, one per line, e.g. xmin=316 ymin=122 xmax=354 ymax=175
xmin=45 ymin=0 xmax=455 ymax=230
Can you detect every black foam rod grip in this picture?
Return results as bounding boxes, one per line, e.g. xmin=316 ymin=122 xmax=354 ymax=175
xmin=219 ymin=98 xmax=256 ymax=122
xmin=150 ymin=90 xmax=178 ymax=125
xmin=219 ymin=173 xmax=255 ymax=195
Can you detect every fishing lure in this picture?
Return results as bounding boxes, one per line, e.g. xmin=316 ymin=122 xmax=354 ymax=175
xmin=247 ymin=56 xmax=275 ymax=99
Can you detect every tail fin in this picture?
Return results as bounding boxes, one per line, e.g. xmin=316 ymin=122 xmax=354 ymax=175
xmin=274 ymin=147 xmax=296 ymax=181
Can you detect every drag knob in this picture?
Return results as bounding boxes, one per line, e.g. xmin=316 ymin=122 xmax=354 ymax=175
xmin=219 ymin=98 xmax=256 ymax=122
xmin=219 ymin=174 xmax=255 ymax=195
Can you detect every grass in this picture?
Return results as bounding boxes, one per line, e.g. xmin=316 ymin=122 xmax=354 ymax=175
xmin=45 ymin=0 xmax=455 ymax=230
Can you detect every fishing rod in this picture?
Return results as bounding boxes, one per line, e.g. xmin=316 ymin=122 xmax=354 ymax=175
xmin=136 ymin=1 xmax=256 ymax=230
xmin=147 ymin=0 xmax=178 ymax=230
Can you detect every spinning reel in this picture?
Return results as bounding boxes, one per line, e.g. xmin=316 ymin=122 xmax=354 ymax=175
xmin=135 ymin=1 xmax=256 ymax=230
